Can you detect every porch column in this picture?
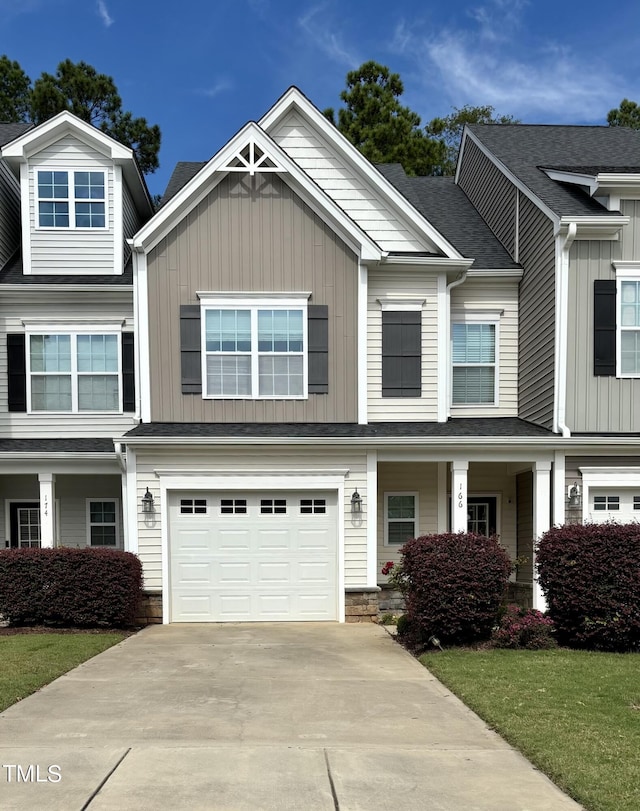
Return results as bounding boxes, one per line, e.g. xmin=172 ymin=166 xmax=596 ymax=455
xmin=532 ymin=461 xmax=552 ymax=611
xmin=38 ymin=473 xmax=56 ymax=548
xmin=451 ymin=460 xmax=468 ymax=533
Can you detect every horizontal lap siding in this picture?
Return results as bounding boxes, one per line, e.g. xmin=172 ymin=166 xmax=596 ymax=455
xmin=148 ymin=172 xmax=358 ymax=422
xmin=450 ymin=279 xmax=519 ymax=417
xmin=271 ymin=111 xmax=430 ymax=253
xmin=367 ymin=270 xmax=438 ymax=421
xmin=135 ymin=448 xmax=368 ymax=591
xmin=29 ymin=137 xmax=115 ymax=274
xmin=122 ymin=182 xmax=141 ymax=270
xmin=567 ymin=201 xmax=640 ymax=432
xmin=0 ymin=295 xmax=136 ymax=438
xmin=0 ymin=162 xmax=20 ymax=266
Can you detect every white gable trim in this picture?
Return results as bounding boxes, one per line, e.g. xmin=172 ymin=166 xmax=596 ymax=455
xmin=132 ymin=121 xmax=382 ymax=260
xmin=259 ymin=87 xmax=465 ymax=260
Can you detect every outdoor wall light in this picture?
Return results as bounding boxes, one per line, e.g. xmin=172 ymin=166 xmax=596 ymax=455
xmin=142 ymin=487 xmax=154 ymax=514
xmin=350 ymin=489 xmax=363 ymax=513
xmin=568 ymin=482 xmax=581 ymax=508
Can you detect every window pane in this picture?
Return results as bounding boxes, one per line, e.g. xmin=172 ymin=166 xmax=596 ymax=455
xmin=452 ymin=367 xmax=495 ymax=404
xmin=30 ymin=335 xmax=71 ymax=373
xmin=38 ymin=171 xmax=68 ymax=199
xmin=621 ymin=331 xmax=640 ymax=374
xmin=388 ymin=521 xmax=415 ymax=545
xmin=387 ymin=495 xmax=415 ymax=519
xmin=78 ymin=375 xmax=119 ymax=410
xmin=75 ymin=202 xmax=105 ymax=228
xmin=31 ymin=375 xmax=72 ymax=411
xmin=77 ymin=335 xmax=118 ymax=372
xmin=452 ymin=324 xmax=495 ymax=363
xmin=90 ymin=525 xmax=116 ymax=546
xmin=258 ymin=309 xmax=303 ymax=352
xmin=206 ymin=310 xmax=251 ymax=352
xmin=38 ymin=201 xmax=69 ymax=227
xmin=74 ymin=171 xmax=104 ymax=200
xmin=207 ymin=355 xmax=251 ymax=396
xmin=258 ymin=355 xmax=303 ymax=396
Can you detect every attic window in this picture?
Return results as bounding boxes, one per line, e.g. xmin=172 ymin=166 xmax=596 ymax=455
xmin=37 ymin=170 xmax=106 ymax=229
xmin=220 ymin=140 xmax=284 ymax=176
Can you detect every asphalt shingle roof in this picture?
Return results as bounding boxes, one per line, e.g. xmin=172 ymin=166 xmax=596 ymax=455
xmin=0 ymin=122 xmax=32 ymax=147
xmin=376 ymin=165 xmax=520 ymax=269
xmin=0 ymin=252 xmax=133 ymax=284
xmin=161 ymin=161 xmax=207 ymax=205
xmin=467 ymin=124 xmax=640 ymax=218
xmin=125 ymin=418 xmax=554 ymax=440
xmin=0 ymin=438 xmax=115 ymax=453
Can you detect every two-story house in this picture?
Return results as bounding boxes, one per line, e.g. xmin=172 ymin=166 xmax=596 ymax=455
xmin=0 ymin=113 xmax=153 ymax=555
xmin=3 ymin=92 xmax=639 ymax=625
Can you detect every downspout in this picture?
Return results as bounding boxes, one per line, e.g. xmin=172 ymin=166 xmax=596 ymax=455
xmin=445 ymin=270 xmax=469 ymax=419
xmin=556 ymin=223 xmax=577 ymax=438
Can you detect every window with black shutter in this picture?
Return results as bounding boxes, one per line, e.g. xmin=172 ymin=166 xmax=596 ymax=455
xmin=382 ymin=311 xmax=421 ymax=397
xmin=593 ymin=280 xmax=616 ymax=376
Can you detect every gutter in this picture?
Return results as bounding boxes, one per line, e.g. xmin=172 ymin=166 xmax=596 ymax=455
xmin=555 ymin=222 xmax=577 ymax=437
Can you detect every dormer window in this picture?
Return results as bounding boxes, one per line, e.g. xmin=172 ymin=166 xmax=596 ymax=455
xmin=37 ymin=170 xmax=106 ymax=229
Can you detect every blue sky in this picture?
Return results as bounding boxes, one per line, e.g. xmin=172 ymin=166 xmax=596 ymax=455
xmin=2 ymin=0 xmax=640 ymax=197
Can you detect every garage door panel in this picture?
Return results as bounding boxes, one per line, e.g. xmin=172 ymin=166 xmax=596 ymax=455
xmin=170 ymin=491 xmax=338 ymax=622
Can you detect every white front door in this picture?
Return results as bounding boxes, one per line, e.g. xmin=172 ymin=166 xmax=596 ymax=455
xmin=169 ymin=491 xmax=338 ymax=622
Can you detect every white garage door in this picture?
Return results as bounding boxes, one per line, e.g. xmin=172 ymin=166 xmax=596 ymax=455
xmin=588 ymin=489 xmax=640 ymax=523
xmin=170 ymin=491 xmax=338 ymax=622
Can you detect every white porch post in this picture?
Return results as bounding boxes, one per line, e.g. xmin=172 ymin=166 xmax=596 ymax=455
xmin=532 ymin=461 xmax=552 ymax=611
xmin=451 ymin=461 xmax=468 ymax=533
xmin=38 ymin=473 xmax=56 ymax=548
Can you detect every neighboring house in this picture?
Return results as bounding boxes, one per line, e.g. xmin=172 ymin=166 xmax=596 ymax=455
xmin=2 ymin=93 xmax=639 ymax=624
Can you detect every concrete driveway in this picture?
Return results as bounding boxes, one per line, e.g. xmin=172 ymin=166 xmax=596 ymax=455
xmin=0 ymin=623 xmax=581 ymax=811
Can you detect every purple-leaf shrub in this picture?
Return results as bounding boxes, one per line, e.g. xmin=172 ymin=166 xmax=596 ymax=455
xmin=536 ymin=523 xmax=640 ymax=652
xmin=491 ymin=604 xmax=557 ymax=649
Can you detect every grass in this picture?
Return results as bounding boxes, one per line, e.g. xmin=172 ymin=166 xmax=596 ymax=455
xmin=0 ymin=632 xmax=126 ymax=712
xmin=420 ymin=648 xmax=640 ymax=811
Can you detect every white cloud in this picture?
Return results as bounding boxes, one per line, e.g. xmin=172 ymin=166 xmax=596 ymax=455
xmin=298 ymin=4 xmax=360 ymax=68
xmin=197 ymin=79 xmax=233 ymax=98
xmin=97 ymin=0 xmax=113 ymax=27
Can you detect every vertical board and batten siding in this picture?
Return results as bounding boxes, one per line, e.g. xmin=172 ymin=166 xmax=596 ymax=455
xmin=367 ymin=270 xmax=439 ymax=421
xmin=0 ymin=162 xmax=20 ymax=267
xmin=147 ymin=172 xmax=358 ymax=423
xmin=134 ymin=447 xmax=368 ymax=591
xmin=516 ymin=196 xmax=555 ymax=428
xmin=0 ymin=295 xmax=137 ymax=438
xmin=458 ymin=139 xmax=556 ymax=428
xmin=29 ymin=136 xmax=115 ymax=274
xmin=457 ymin=139 xmax=517 ymax=256
xmin=270 ymin=111 xmax=432 ymax=253
xmin=450 ymin=279 xmax=519 ymax=417
xmin=567 ymin=200 xmax=640 ymax=432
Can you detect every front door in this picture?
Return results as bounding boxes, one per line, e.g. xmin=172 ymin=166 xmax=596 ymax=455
xmin=9 ymin=502 xmax=41 ymax=548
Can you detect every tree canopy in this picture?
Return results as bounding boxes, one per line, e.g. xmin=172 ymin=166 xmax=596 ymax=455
xmin=607 ymin=98 xmax=640 ymax=129
xmin=324 ymin=61 xmax=447 ymax=176
xmin=0 ymin=56 xmax=160 ymax=174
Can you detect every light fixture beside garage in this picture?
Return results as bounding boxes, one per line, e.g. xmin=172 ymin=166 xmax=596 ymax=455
xmin=142 ymin=487 xmax=155 ymax=514
xmin=567 ymin=482 xmax=581 ymax=508
xmin=350 ymin=489 xmax=363 ymax=513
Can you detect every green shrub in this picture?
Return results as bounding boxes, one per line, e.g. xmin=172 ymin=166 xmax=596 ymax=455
xmin=536 ymin=523 xmax=640 ymax=652
xmin=490 ymin=604 xmax=557 ymax=649
xmin=397 ymin=532 xmax=511 ymax=648
xmin=0 ymin=547 xmax=143 ymax=627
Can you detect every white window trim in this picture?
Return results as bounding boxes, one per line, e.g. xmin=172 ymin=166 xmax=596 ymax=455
xmin=86 ymin=498 xmax=120 ymax=547
xmin=384 ymin=491 xmax=419 ymax=547
xmin=198 ymin=295 xmax=309 ymax=400
xmin=613 ymin=263 xmax=640 ymax=379
xmin=35 ymin=168 xmax=108 ymax=231
xmin=450 ymin=312 xmax=500 ymax=408
xmin=25 ymin=325 xmax=123 ymax=415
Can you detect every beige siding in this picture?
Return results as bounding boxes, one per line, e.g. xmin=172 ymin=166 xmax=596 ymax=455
xmin=147 ymin=172 xmax=358 ymax=422
xmin=450 ymin=279 xmax=519 ymax=417
xmin=134 ymin=447 xmax=368 ymax=591
xmin=0 ymin=292 xmax=136 ymax=438
xmin=517 ymin=196 xmax=555 ymax=428
xmin=270 ymin=111 xmax=434 ymax=253
xmin=28 ymin=136 xmax=116 ymax=274
xmin=566 ymin=201 xmax=640 ymax=431
xmin=457 ymin=139 xmax=517 ymax=256
xmin=0 ymin=161 xmax=20 ymax=267
xmin=367 ymin=270 xmax=439 ymax=421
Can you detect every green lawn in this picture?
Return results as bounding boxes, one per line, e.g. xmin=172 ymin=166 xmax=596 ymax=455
xmin=0 ymin=632 xmax=126 ymax=712
xmin=420 ymin=648 xmax=640 ymax=811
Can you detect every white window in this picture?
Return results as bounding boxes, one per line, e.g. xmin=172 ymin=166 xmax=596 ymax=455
xmin=384 ymin=493 xmax=418 ymax=546
xmin=619 ymin=279 xmax=640 ymax=376
xmin=452 ymin=320 xmax=498 ymax=405
xmin=200 ymin=296 xmax=308 ymax=399
xmin=28 ymin=331 xmax=120 ymax=413
xmin=87 ymin=500 xmax=118 ymax=546
xmin=37 ymin=170 xmax=106 ymax=229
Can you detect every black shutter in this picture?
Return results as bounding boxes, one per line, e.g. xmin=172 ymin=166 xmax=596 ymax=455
xmin=382 ymin=311 xmax=421 ymax=397
xmin=594 ymin=280 xmax=616 ymax=376
xmin=121 ymin=333 xmax=135 ymax=412
xmin=7 ymin=334 xmax=26 ymax=412
xmin=180 ymin=305 xmax=202 ymax=394
xmin=308 ymin=305 xmax=328 ymax=394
